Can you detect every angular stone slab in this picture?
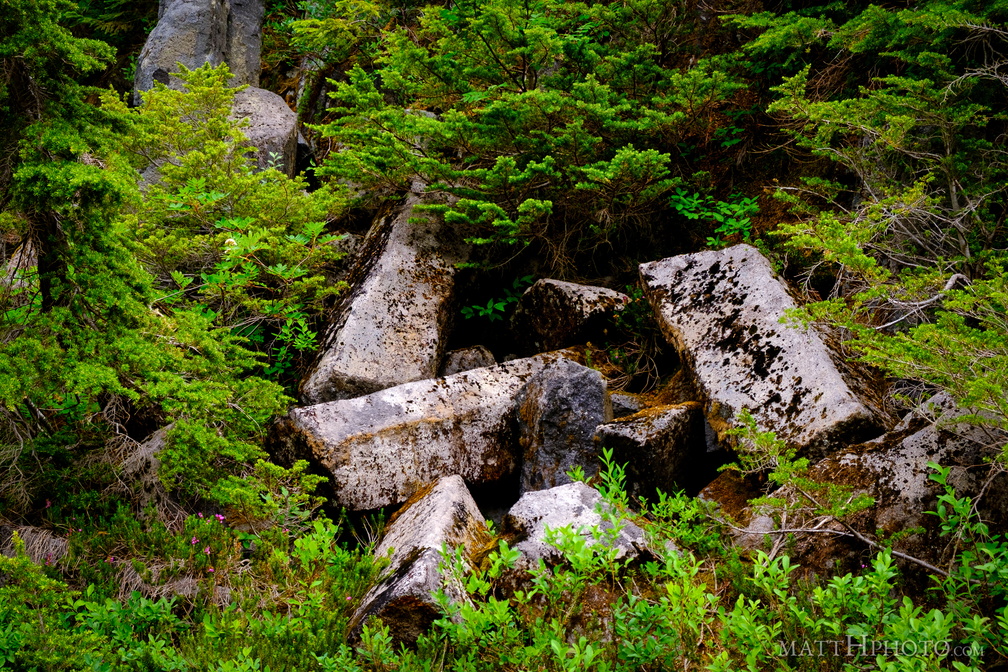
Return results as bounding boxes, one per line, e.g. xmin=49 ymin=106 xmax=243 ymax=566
xmin=300 ymin=194 xmax=467 ymax=403
xmin=516 ymin=358 xmax=611 ymax=493
xmin=594 ymin=403 xmax=705 ymax=501
xmin=511 ymin=279 xmax=629 ymax=353
xmin=640 ymin=244 xmax=881 ymax=455
xmin=349 ymin=475 xmax=492 ymax=644
xmin=279 ymin=351 xmax=574 ymax=510
xmin=502 ymin=481 xmax=651 ymax=572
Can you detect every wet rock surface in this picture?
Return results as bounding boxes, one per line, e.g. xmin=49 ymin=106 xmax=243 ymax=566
xmin=511 ymin=279 xmax=629 ymax=353
xmin=279 ymin=351 xmax=576 ymax=510
xmin=301 ymin=193 xmax=468 ymax=404
xmin=594 ymin=402 xmax=706 ymax=501
xmin=516 ymin=358 xmax=612 ymax=493
xmin=350 ymin=475 xmax=492 ymax=644
xmin=640 ymin=244 xmax=882 ymax=456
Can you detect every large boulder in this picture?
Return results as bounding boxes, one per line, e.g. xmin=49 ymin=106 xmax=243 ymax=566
xmin=231 ymin=86 xmax=298 ymax=176
xmin=277 ymin=351 xmax=575 ymax=511
xmin=134 ymin=0 xmax=264 ymax=101
xmin=511 ymin=279 xmax=629 ymax=353
xmin=349 ymin=475 xmax=493 ymax=644
xmin=516 ymin=358 xmax=611 ymax=493
xmin=594 ymin=403 xmax=706 ymax=501
xmin=640 ymin=244 xmax=882 ymax=456
xmin=502 ymin=481 xmax=652 ymax=572
xmin=300 ymin=193 xmax=467 ymax=403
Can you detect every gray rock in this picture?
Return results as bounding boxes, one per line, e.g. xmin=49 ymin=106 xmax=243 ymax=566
xmin=732 ymin=393 xmax=1008 ymax=569
xmin=511 ymin=279 xmax=629 ymax=353
xmin=594 ymin=403 xmax=705 ymax=501
xmin=609 ymin=391 xmax=643 ymax=418
xmin=350 ymin=475 xmax=492 ymax=644
xmin=225 ymin=0 xmax=264 ymax=88
xmin=640 ymin=244 xmax=882 ymax=456
xmin=277 ymin=351 xmax=576 ymax=510
xmin=516 ymin=359 xmax=611 ymax=493
xmin=439 ymin=345 xmax=496 ymax=377
xmin=231 ymin=87 xmax=298 ymax=176
xmin=503 ymin=481 xmax=651 ymax=572
xmin=134 ymin=0 xmax=264 ymax=103
xmin=301 ymin=194 xmax=468 ymax=403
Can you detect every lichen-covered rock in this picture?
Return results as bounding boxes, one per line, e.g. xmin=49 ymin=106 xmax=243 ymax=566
xmin=300 ymin=194 xmax=468 ymax=403
xmin=231 ymin=87 xmax=297 ymax=176
xmin=730 ymin=393 xmax=1008 ymax=572
xmin=440 ymin=345 xmax=496 ymax=377
xmin=511 ymin=279 xmax=629 ymax=353
xmin=516 ymin=359 xmax=611 ymax=493
xmin=640 ymin=244 xmax=881 ymax=455
xmin=594 ymin=403 xmax=705 ymax=501
xmin=278 ymin=351 xmax=575 ymax=510
xmin=134 ymin=0 xmax=263 ymax=102
xmin=349 ymin=475 xmax=493 ymax=644
xmin=502 ymin=481 xmax=651 ymax=572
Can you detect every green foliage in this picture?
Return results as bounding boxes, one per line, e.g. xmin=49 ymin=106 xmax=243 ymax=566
xmin=311 ymin=0 xmax=744 ymax=268
xmin=460 ymin=274 xmax=533 ymax=322
xmin=669 ymin=189 xmax=760 ymax=248
xmin=109 ymin=63 xmax=350 ymax=388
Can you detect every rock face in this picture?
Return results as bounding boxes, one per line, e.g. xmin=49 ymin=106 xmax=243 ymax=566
xmin=278 ymin=351 xmax=575 ymax=510
xmin=502 ymin=482 xmax=652 ymax=572
xmin=134 ymin=0 xmax=264 ymax=101
xmin=350 ymin=475 xmax=492 ymax=644
xmin=594 ymin=403 xmax=705 ymax=501
xmin=640 ymin=244 xmax=881 ymax=455
xmin=511 ymin=279 xmax=629 ymax=353
xmin=231 ymin=87 xmax=298 ymax=175
xmin=439 ymin=345 xmax=496 ymax=377
xmin=516 ymin=359 xmax=611 ymax=493
xmin=301 ymin=194 xmax=467 ymax=404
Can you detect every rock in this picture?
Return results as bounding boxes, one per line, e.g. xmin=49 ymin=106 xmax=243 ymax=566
xmin=511 ymin=279 xmax=629 ymax=353
xmin=277 ymin=351 xmax=576 ymax=511
xmin=134 ymin=0 xmax=264 ymax=103
xmin=502 ymin=481 xmax=652 ymax=572
xmin=349 ymin=475 xmax=493 ymax=644
xmin=225 ymin=0 xmax=265 ymax=88
xmin=439 ymin=345 xmax=496 ymax=377
xmin=594 ymin=403 xmax=705 ymax=501
xmin=640 ymin=244 xmax=882 ymax=456
xmin=231 ymin=87 xmax=298 ymax=176
xmin=609 ymin=391 xmax=643 ymax=418
xmin=516 ymin=359 xmax=611 ymax=493
xmin=729 ymin=393 xmax=1008 ymax=572
xmin=300 ymin=194 xmax=467 ymax=403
